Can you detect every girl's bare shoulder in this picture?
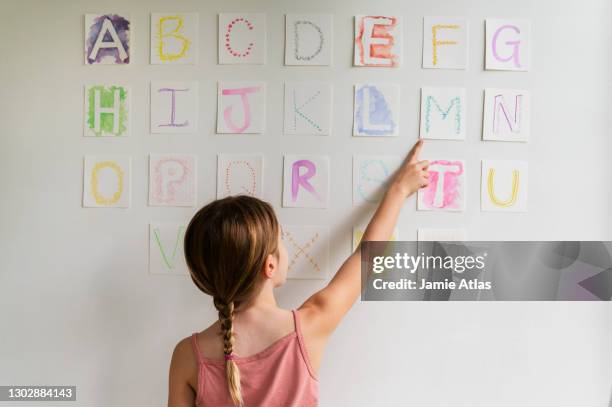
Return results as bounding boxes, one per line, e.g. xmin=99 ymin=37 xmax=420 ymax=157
xmin=172 ymin=319 xmax=220 ymax=364
xmin=169 ymin=335 xmax=198 ymax=394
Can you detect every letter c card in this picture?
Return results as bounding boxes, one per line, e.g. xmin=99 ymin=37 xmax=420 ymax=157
xmin=219 ymin=13 xmax=266 ymax=64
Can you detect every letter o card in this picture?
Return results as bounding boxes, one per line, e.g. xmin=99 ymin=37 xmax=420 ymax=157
xmin=83 ymin=156 xmax=131 ymax=208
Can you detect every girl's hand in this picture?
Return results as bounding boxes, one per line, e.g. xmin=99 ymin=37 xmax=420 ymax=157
xmin=389 ymin=139 xmax=430 ymax=198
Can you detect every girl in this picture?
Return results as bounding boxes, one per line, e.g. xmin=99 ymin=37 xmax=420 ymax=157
xmin=168 ymin=140 xmax=429 ymax=406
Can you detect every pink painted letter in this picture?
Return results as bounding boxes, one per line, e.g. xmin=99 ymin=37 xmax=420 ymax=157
xmin=222 ymin=86 xmax=260 ymax=133
xmin=291 ymin=159 xmax=321 ymax=201
xmin=422 ymin=160 xmax=463 ymax=209
xmin=492 ymin=25 xmax=522 ymax=68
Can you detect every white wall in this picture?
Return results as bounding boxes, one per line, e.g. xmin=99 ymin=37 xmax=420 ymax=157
xmin=1 ymin=0 xmax=611 ymax=406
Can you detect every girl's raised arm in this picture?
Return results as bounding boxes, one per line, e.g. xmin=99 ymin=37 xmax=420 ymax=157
xmin=299 ymin=140 xmax=429 ymax=336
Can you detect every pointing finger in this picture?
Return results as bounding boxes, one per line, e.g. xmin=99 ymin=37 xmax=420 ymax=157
xmin=406 ymin=139 xmax=424 ymax=163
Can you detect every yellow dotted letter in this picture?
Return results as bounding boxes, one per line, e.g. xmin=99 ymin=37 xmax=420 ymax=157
xmin=432 ymin=24 xmax=459 ymax=66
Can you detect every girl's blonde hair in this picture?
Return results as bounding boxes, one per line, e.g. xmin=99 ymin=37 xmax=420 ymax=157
xmin=184 ymin=195 xmax=280 ymax=406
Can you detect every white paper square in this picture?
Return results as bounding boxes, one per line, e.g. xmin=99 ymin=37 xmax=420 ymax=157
xmin=282 ymin=224 xmax=329 ymax=279
xmin=149 ymin=222 xmax=188 ymax=275
xmin=422 ymin=17 xmax=468 ymax=69
xmin=283 ymin=155 xmax=329 ymax=208
xmin=417 ymin=159 xmax=466 ymax=212
xmin=284 ymin=82 xmax=332 ymax=135
xmin=83 ymin=156 xmax=131 ymax=208
xmin=151 ymin=82 xmax=198 ymax=133
xmin=420 ymin=87 xmax=466 ymax=140
xmin=219 ymin=13 xmax=266 ymax=64
xmin=84 ymin=84 xmax=130 ymax=137
xmin=150 ymin=13 xmax=198 ymax=64
xmin=149 ymin=154 xmax=197 ymax=207
xmin=85 ymin=14 xmax=131 ymax=65
xmin=285 ymin=14 xmax=332 ymax=66
xmin=417 ymin=228 xmax=467 ymax=242
xmin=483 ymin=88 xmax=530 ymax=142
xmin=354 ymin=15 xmax=402 ymax=67
xmin=217 ymin=81 xmax=266 ymax=134
xmin=353 ymin=155 xmax=401 ymax=206
xmin=481 ymin=160 xmax=528 ymax=212
xmin=353 ymin=84 xmax=400 ymax=137
xmin=485 ymin=19 xmax=530 ymax=71
xmin=217 ymin=154 xmax=264 ymax=199
xmin=353 ymin=224 xmax=399 ymax=252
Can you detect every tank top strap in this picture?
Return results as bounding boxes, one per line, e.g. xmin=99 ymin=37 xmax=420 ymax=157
xmin=191 ymin=332 xmax=204 ymax=365
xmin=291 ymin=309 xmax=318 ymax=380
xmin=190 ymin=333 xmax=206 ymax=405
xmin=291 ymin=309 xmax=301 ymax=334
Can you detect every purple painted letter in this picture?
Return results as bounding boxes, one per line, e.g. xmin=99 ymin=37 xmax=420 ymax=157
xmin=291 ymin=160 xmax=321 ymax=202
xmin=492 ymin=25 xmax=522 ymax=68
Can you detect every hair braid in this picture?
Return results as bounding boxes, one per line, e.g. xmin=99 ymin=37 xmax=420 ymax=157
xmin=214 ymin=298 xmax=243 ymax=406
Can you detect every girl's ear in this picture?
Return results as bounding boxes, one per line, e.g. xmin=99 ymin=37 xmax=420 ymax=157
xmin=262 ymin=253 xmax=276 ymax=279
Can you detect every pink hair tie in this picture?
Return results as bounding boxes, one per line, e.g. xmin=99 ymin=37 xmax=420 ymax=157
xmin=224 ymin=354 xmax=235 ymax=361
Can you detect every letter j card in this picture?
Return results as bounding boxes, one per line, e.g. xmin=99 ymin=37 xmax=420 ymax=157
xmin=217 ymin=81 xmax=266 ymax=134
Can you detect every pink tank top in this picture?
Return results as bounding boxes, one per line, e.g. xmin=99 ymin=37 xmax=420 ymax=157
xmin=190 ymin=309 xmax=319 ymax=407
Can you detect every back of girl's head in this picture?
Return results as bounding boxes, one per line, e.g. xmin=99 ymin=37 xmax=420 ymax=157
xmin=184 ymin=195 xmax=280 ymax=305
xmin=183 ymin=195 xmax=280 ymax=406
